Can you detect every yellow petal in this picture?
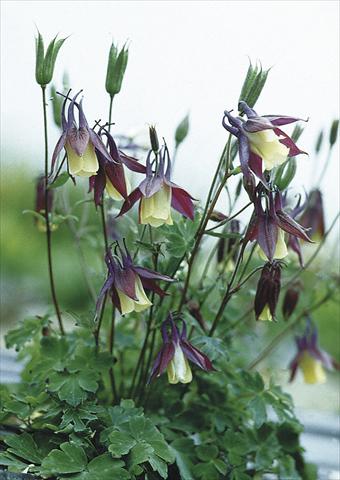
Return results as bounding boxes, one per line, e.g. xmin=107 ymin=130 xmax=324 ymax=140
xmin=258 ymin=304 xmax=273 ymax=322
xmin=258 ymin=229 xmax=288 ymax=261
xmin=299 ymin=352 xmax=327 ymax=384
xmin=106 ymin=168 xmax=131 ymax=201
xmin=65 ymin=142 xmax=99 ymax=177
xmin=116 ymin=277 xmax=152 ymax=315
xmin=140 ymin=186 xmax=173 ymax=227
xmin=247 ymin=130 xmax=289 ymax=171
xmin=133 ymin=277 xmax=152 ymax=312
xmin=167 ymin=345 xmax=193 ymax=384
xmin=66 ymin=143 xmax=84 ymax=175
xmin=117 ymin=289 xmax=136 ymax=315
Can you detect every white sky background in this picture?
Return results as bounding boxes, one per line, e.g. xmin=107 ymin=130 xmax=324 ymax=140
xmin=1 ymin=1 xmax=339 ymax=226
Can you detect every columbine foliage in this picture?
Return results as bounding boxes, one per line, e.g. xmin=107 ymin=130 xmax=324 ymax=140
xmin=1 ymin=31 xmax=338 ymax=480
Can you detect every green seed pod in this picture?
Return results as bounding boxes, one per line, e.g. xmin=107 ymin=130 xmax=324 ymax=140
xmin=175 ymin=114 xmax=189 ymax=147
xmin=275 ymin=157 xmax=297 ymax=191
xmin=50 ymin=72 xmax=70 ymax=128
xmin=149 ymin=125 xmax=159 ymax=154
xmin=105 ymin=42 xmax=129 ymax=97
xmin=315 ymin=130 xmax=324 ymax=153
xmin=329 ymin=119 xmax=339 ymax=147
xmin=35 ymin=32 xmax=67 ymax=86
xmin=239 ymin=60 xmax=270 ymax=110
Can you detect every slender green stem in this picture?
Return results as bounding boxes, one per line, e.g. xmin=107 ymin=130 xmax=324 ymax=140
xmin=108 ymin=95 xmax=114 ymax=133
xmin=41 ymin=86 xmax=64 ymax=335
xmin=208 ymin=244 xmax=245 ymax=336
xmin=178 ymin=138 xmax=232 ymax=311
xmin=109 ymin=306 xmax=118 ymax=403
xmin=247 ymin=292 xmax=333 ymax=371
xmin=204 ymin=202 xmax=252 ymax=233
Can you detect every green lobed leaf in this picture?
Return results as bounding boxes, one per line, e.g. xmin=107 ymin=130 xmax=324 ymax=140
xmin=48 ymin=171 xmax=70 ymax=189
xmin=5 ymin=433 xmax=42 ymax=464
xmin=40 ymin=442 xmax=87 ymax=475
xmin=5 ymin=315 xmax=50 ymax=351
xmin=108 ymin=431 xmax=136 ymax=457
xmin=249 ymin=395 xmax=267 ymax=428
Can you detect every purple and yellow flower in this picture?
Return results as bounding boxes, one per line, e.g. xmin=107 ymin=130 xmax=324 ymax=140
xmin=289 ymin=320 xmax=338 ymax=384
xmin=254 ymin=261 xmax=282 ymax=321
xmin=96 ymin=243 xmax=174 ymax=316
xmin=299 ymin=189 xmax=325 ymax=242
xmin=51 ymin=92 xmax=113 ymax=178
xmin=118 ymin=147 xmax=195 ymax=227
xmin=222 ymin=101 xmax=306 ymax=186
xmin=89 ymin=128 xmax=146 ymax=206
xmin=245 ymin=188 xmax=312 ymax=262
xmin=149 ymin=314 xmax=215 ymax=384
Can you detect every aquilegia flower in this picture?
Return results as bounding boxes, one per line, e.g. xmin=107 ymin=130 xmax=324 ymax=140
xmin=299 ymin=189 xmax=325 ymax=242
xmin=118 ymin=146 xmax=195 ymax=227
xmin=289 ymin=319 xmax=338 ymax=384
xmin=254 ymin=261 xmax=282 ymax=321
xmin=51 ymin=92 xmax=113 ymax=178
xmin=89 ymin=127 xmax=146 ymax=206
xmin=96 ymin=243 xmax=174 ymax=316
xmin=245 ymin=187 xmax=312 ymax=262
xmin=149 ymin=314 xmax=215 ymax=384
xmin=222 ymin=101 xmax=306 ymax=185
xmin=282 ymin=282 xmax=301 ymax=321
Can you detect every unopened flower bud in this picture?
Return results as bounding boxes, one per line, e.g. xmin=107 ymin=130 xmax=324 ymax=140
xmin=149 ymin=125 xmax=159 ymax=154
xmin=209 ymin=210 xmax=227 ymax=222
xmin=175 ymin=114 xmax=189 ymax=147
xmin=329 ymin=119 xmax=339 ymax=148
xmin=105 ymin=42 xmax=129 ymax=97
xmin=282 ymin=283 xmax=301 ymax=320
xmin=315 ymin=130 xmax=323 ymax=154
xmin=35 ymin=32 xmax=67 ymax=86
xmin=254 ymin=261 xmax=282 ymax=321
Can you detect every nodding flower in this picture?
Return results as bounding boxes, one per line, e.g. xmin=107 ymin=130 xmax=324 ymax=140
xmin=299 ymin=189 xmax=325 ymax=242
xmin=254 ymin=261 xmax=282 ymax=321
xmin=245 ymin=187 xmax=312 ymax=263
xmin=289 ymin=319 xmax=339 ymax=384
xmin=96 ymin=242 xmax=174 ymax=316
xmin=89 ymin=128 xmax=146 ymax=206
xmin=118 ymin=146 xmax=195 ymax=227
xmin=148 ymin=314 xmax=215 ymax=384
xmin=51 ymin=92 xmax=113 ymax=178
xmin=222 ymin=101 xmax=307 ymax=188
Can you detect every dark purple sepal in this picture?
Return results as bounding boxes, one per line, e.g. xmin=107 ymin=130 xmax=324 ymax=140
xmin=148 ymin=342 xmax=175 ymax=383
xmin=263 ymin=115 xmax=306 ymax=127
xmin=274 ymin=128 xmax=307 ymax=157
xmin=113 ymin=265 xmax=138 ymax=301
xmin=171 ymin=186 xmax=195 ymax=219
xmin=276 ymin=210 xmax=312 ymax=243
xmin=180 ymin=340 xmax=215 ymax=372
xmin=118 ymin=188 xmax=143 ymax=217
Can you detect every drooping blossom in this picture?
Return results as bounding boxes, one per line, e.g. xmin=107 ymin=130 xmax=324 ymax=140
xmin=299 ymin=189 xmax=325 ymax=242
xmin=118 ymin=146 xmax=195 ymax=227
xmin=51 ymin=92 xmax=113 ymax=178
xmin=245 ymin=187 xmax=312 ymax=262
xmin=149 ymin=314 xmax=215 ymax=384
xmin=222 ymin=101 xmax=307 ymax=187
xmin=282 ymin=282 xmax=301 ymax=321
xmin=289 ymin=319 xmax=339 ymax=384
xmin=89 ymin=127 xmax=146 ymax=206
xmin=96 ymin=243 xmax=174 ymax=316
xmin=254 ymin=261 xmax=282 ymax=321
